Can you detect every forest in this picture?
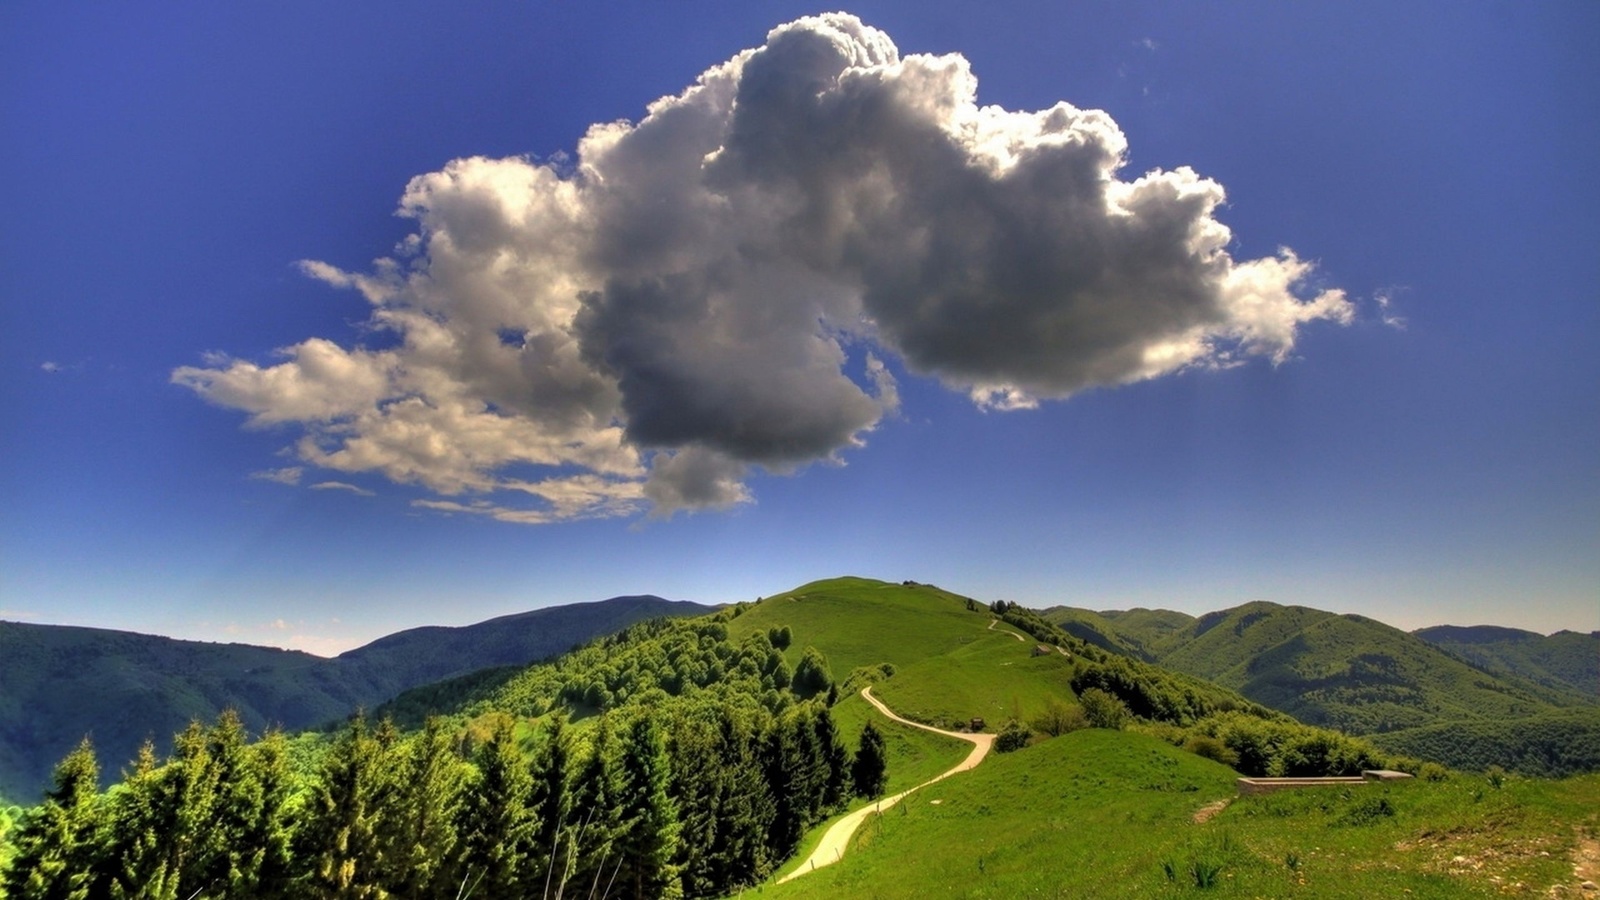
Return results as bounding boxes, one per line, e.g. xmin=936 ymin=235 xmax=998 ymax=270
xmin=1 ymin=614 xmax=883 ymax=899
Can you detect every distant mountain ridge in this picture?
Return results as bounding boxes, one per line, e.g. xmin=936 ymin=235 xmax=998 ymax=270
xmin=1041 ymin=600 xmax=1600 ymax=774
xmin=0 ymin=595 xmax=711 ymax=801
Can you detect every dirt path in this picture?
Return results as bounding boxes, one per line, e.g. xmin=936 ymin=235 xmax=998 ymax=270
xmin=988 ymin=618 xmax=1025 ymax=642
xmin=777 ymin=687 xmax=995 ymax=883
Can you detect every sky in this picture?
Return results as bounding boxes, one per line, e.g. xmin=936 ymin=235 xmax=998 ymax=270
xmin=2 ymin=2 xmax=1595 ymax=656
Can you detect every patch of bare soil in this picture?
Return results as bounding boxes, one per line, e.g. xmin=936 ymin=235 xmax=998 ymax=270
xmin=1193 ymin=799 xmax=1231 ymax=824
xmin=1551 ymin=830 xmax=1600 ymax=897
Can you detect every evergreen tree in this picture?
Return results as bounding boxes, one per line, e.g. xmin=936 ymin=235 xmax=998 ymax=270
xmin=294 ymin=715 xmax=391 ymax=899
xmin=615 ymin=716 xmax=681 ymax=899
xmin=527 ymin=714 xmax=572 ymax=898
xmin=454 ymin=717 xmax=534 ymax=898
xmin=704 ymin=709 xmax=774 ymax=892
xmin=376 ymin=718 xmax=463 ymax=900
xmin=665 ymin=711 xmax=719 ymax=898
xmin=812 ymin=706 xmax=849 ymax=812
xmin=98 ymin=719 xmax=232 ymax=900
xmin=567 ymin=716 xmax=624 ymax=898
xmin=3 ymin=738 xmax=103 ymax=900
xmin=238 ymin=730 xmax=295 ymax=899
xmin=851 ymin=722 xmax=888 ymax=798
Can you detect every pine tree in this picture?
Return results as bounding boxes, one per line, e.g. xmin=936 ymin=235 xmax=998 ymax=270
xmin=376 ymin=718 xmax=463 ymax=900
xmin=102 ymin=739 xmax=181 ymax=900
xmin=454 ymin=717 xmax=534 ymax=898
xmin=812 ymin=706 xmax=849 ymax=812
xmin=567 ymin=716 xmax=624 ymax=898
xmin=3 ymin=738 xmax=103 ymax=900
xmin=295 ymin=715 xmax=391 ymax=899
xmin=664 ymin=711 xmax=719 ymax=897
xmin=615 ymin=716 xmax=681 ymax=899
xmin=527 ymin=714 xmax=572 ymax=898
xmin=851 ymin=722 xmax=888 ymax=798
xmin=238 ymin=730 xmax=295 ymax=899
xmin=703 ymin=708 xmax=773 ymax=892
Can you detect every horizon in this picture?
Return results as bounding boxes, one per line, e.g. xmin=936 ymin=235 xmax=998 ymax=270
xmin=3 ymin=578 xmax=1590 ymax=660
xmin=4 ymin=3 xmax=1596 ymax=655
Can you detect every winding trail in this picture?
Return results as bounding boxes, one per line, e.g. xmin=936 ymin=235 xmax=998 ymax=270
xmin=777 ymin=687 xmax=995 ymax=883
xmin=988 ymin=618 xmax=1025 ymax=641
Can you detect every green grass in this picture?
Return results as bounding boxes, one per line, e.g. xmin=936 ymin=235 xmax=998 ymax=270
xmin=870 ymin=631 xmax=1077 ymax=730
xmin=728 ymin=577 xmax=995 ymax=678
xmin=756 ymin=728 xmax=1600 ymax=898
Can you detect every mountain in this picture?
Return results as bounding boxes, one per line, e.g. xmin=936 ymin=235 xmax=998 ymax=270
xmin=1041 ymin=600 xmax=1600 ymax=775
xmin=0 ymin=595 xmax=710 ymax=802
xmin=1412 ymin=624 xmax=1598 ymax=699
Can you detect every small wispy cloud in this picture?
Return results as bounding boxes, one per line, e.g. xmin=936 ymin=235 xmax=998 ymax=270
xmin=250 ymin=466 xmax=304 ymax=486
xmin=1138 ymin=37 xmax=1159 ymax=51
xmin=40 ymin=361 xmax=62 ymax=373
xmin=310 ymin=480 xmax=375 ymax=496
xmin=1374 ymin=289 xmax=1408 ymax=331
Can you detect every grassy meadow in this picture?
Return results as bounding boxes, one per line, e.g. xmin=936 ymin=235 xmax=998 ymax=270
xmin=756 ymin=728 xmax=1600 ymax=898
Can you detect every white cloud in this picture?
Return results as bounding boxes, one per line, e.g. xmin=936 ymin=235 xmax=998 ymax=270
xmin=1375 ymin=289 xmax=1408 ymax=331
xmin=250 ymin=466 xmax=304 ymax=485
xmin=309 ymin=480 xmax=375 ymax=496
xmin=40 ymin=361 xmax=61 ymax=373
xmin=175 ymin=13 xmax=1351 ymax=522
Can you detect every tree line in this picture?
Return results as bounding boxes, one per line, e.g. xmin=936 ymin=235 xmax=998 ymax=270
xmin=3 ymin=614 xmax=891 ymax=899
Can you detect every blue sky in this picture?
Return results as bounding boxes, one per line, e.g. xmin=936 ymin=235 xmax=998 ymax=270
xmin=3 ymin=2 xmax=1595 ymax=655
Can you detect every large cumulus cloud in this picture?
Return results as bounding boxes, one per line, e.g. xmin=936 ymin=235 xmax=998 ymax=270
xmin=175 ymin=13 xmax=1351 ymax=521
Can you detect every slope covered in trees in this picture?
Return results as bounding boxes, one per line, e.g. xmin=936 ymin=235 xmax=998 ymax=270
xmin=0 ymin=596 xmax=710 ymax=800
xmin=1412 ymin=625 xmax=1598 ymax=698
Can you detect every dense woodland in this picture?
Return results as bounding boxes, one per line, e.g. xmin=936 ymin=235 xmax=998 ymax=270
xmin=0 ymin=613 xmax=876 ymax=899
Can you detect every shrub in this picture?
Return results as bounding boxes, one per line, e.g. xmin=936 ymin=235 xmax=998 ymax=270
xmin=995 ymin=721 xmax=1032 ymax=753
xmin=1029 ymin=699 xmax=1088 ymax=737
xmin=1078 ymin=688 xmax=1130 ymax=730
xmin=1182 ymin=734 xmax=1239 ymax=768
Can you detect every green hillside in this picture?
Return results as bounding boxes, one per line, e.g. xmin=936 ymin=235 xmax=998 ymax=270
xmin=1414 ymin=625 xmax=1598 ymax=698
xmin=0 ymin=596 xmax=709 ymax=801
xmin=1043 ymin=600 xmax=1600 ymax=776
xmin=765 ymin=728 xmax=1600 ymax=899
xmin=5 ymin=576 xmax=1596 ymax=898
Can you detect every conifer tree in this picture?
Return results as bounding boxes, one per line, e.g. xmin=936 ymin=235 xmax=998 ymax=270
xmin=295 ymin=715 xmax=391 ymax=899
xmin=96 ymin=719 xmax=228 ymax=900
xmin=454 ymin=717 xmax=534 ymax=898
xmin=527 ymin=714 xmax=572 ymax=897
xmin=238 ymin=729 xmax=295 ymax=899
xmin=568 ymin=715 xmax=624 ymax=898
xmin=704 ymin=709 xmax=773 ymax=891
xmin=376 ymin=718 xmax=463 ymax=900
xmin=3 ymin=738 xmax=103 ymax=900
xmin=615 ymin=716 xmax=681 ymax=899
xmin=812 ymin=706 xmax=850 ymax=811
xmin=852 ymin=721 xmax=888 ymax=798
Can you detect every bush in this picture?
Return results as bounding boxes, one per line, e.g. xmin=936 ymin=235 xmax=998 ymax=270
xmin=1030 ymin=699 xmax=1088 ymax=737
xmin=1182 ymin=734 xmax=1239 ymax=768
xmin=1078 ymin=688 xmax=1130 ymax=730
xmin=995 ymin=721 xmax=1032 ymax=753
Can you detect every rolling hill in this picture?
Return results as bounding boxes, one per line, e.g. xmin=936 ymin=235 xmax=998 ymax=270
xmin=0 ymin=595 xmax=709 ymax=802
xmin=1413 ymin=624 xmax=1598 ymax=698
xmin=1041 ymin=600 xmax=1600 ymax=775
xmin=8 ymin=576 xmax=1599 ymax=898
